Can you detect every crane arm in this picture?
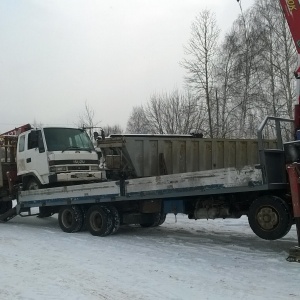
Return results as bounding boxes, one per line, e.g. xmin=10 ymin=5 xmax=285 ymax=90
xmin=279 ymin=0 xmax=300 ymax=132
xmin=280 ymin=0 xmax=300 ymax=55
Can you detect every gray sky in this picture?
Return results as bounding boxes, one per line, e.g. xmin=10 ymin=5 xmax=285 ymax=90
xmin=0 ymin=0 xmax=254 ymax=133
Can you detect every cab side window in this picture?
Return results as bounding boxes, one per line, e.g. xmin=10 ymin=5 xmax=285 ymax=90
xmin=28 ymin=132 xmax=38 ymax=150
xmin=18 ymin=135 xmax=25 ymax=152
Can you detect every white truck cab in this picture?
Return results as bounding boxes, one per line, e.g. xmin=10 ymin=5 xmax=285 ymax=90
xmin=17 ymin=127 xmax=106 ymax=189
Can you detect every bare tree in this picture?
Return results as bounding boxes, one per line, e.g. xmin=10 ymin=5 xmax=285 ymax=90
xmin=213 ymin=0 xmax=296 ymax=139
xmin=227 ymin=7 xmax=266 ymax=138
xmin=251 ymin=0 xmax=296 ymax=140
xmin=181 ymin=10 xmax=220 ymax=138
xmin=102 ymin=124 xmax=123 ymax=136
xmin=77 ymin=101 xmax=123 ymax=138
xmin=132 ymin=1 xmax=296 ymax=139
xmin=213 ymin=31 xmax=242 ymax=138
xmin=145 ymin=95 xmax=165 ymax=134
xmin=78 ymin=101 xmax=100 ymax=138
xmin=126 ymin=89 xmax=206 ymax=135
xmin=126 ymin=106 xmax=151 ymax=133
xmin=254 ymin=0 xmax=296 ymax=119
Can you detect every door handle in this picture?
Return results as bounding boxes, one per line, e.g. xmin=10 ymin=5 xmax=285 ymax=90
xmin=26 ymin=158 xmax=31 ymax=163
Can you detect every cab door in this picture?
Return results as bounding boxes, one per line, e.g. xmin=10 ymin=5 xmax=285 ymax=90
xmin=18 ymin=130 xmax=49 ymax=185
xmin=17 ymin=134 xmax=27 ymax=175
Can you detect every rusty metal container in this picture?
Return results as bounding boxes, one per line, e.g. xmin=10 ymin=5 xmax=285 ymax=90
xmin=97 ymin=134 xmax=277 ymax=178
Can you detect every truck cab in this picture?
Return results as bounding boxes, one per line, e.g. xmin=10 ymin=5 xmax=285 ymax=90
xmin=16 ymin=127 xmax=106 ymax=189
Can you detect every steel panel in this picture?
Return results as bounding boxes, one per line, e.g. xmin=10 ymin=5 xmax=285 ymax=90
xmin=99 ymin=136 xmax=276 ymax=178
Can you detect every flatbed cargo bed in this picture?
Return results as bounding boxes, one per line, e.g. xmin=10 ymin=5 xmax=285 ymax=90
xmin=17 ymin=166 xmax=284 ymax=209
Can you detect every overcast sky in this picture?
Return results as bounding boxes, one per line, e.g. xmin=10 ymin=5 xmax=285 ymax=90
xmin=0 ymin=0 xmax=254 ymax=133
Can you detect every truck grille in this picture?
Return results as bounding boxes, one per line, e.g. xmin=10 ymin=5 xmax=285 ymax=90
xmin=68 ymin=166 xmax=90 ymax=171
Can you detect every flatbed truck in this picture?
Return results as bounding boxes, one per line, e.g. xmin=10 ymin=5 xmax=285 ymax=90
xmin=1 ymin=0 xmax=300 ymax=262
xmin=1 ymin=117 xmax=299 ymax=249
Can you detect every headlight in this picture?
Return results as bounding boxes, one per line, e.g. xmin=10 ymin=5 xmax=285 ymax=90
xmin=91 ymin=165 xmax=100 ymax=171
xmin=49 ymin=166 xmax=68 ymax=172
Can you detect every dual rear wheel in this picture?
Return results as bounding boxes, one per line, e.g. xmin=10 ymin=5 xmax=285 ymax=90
xmin=58 ymin=204 xmax=120 ymax=236
xmin=58 ymin=205 xmax=84 ymax=233
xmin=86 ymin=205 xmax=120 ymax=236
xmin=140 ymin=213 xmax=166 ymax=228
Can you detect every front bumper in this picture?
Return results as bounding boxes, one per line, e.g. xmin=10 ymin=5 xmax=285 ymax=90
xmin=49 ymin=171 xmax=106 ymax=183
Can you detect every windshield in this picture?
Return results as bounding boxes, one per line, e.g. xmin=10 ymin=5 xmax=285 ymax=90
xmin=43 ymin=128 xmax=94 ymax=152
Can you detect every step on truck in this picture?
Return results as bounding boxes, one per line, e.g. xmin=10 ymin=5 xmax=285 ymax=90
xmin=1 ymin=117 xmax=300 ymax=250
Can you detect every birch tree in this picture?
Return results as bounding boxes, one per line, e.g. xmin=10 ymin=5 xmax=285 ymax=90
xmin=181 ymin=10 xmax=220 ymax=138
xmin=126 ymin=90 xmax=205 ymax=135
xmin=126 ymin=106 xmax=151 ymax=133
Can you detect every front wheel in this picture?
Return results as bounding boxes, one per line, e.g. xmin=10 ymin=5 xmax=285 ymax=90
xmin=248 ymin=195 xmax=293 ymax=240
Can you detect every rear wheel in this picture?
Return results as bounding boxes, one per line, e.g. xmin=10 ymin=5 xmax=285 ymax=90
xmin=58 ymin=205 xmax=84 ymax=233
xmin=248 ymin=195 xmax=293 ymax=240
xmin=157 ymin=213 xmax=167 ymax=226
xmin=140 ymin=213 xmax=166 ymax=228
xmin=86 ymin=205 xmax=113 ymax=236
xmin=106 ymin=206 xmax=120 ymax=234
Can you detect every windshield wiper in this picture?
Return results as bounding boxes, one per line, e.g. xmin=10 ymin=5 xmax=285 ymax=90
xmin=62 ymin=146 xmax=92 ymax=153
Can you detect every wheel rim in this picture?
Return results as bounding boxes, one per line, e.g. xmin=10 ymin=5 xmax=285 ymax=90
xmin=90 ymin=211 xmax=103 ymax=231
xmin=61 ymin=210 xmax=73 ymax=228
xmin=257 ymin=206 xmax=279 ymax=230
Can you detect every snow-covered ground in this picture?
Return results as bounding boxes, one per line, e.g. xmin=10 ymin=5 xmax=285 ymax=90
xmin=1 ymin=214 xmax=299 ymax=300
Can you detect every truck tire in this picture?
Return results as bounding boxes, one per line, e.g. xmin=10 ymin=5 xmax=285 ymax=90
xmin=106 ymin=205 xmax=120 ymax=234
xmin=248 ymin=195 xmax=293 ymax=240
xmin=58 ymin=205 xmax=84 ymax=233
xmin=140 ymin=213 xmax=166 ymax=228
xmin=86 ymin=205 xmax=113 ymax=237
xmin=157 ymin=213 xmax=167 ymax=226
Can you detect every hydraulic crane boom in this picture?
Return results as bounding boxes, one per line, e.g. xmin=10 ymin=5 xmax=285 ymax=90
xmin=279 ymin=0 xmax=300 ymax=132
xmin=279 ymin=0 xmax=300 ymax=262
xmin=280 ymin=0 xmax=300 ymax=55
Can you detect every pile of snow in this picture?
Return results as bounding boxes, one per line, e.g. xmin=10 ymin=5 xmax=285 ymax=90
xmin=0 ymin=214 xmax=299 ymax=299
